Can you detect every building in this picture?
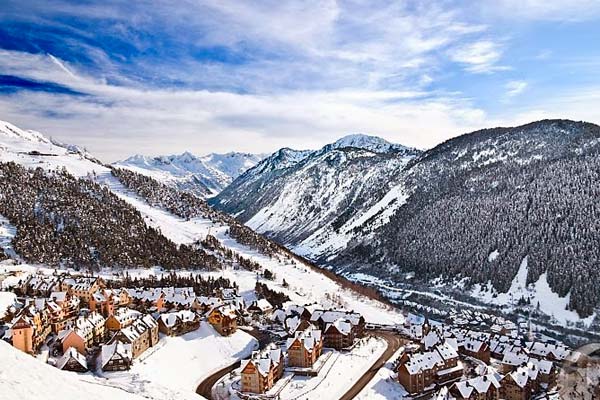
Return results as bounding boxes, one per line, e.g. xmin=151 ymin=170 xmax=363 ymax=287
xmin=500 ymin=364 xmax=541 ymax=400
xmin=461 ymin=338 xmax=491 ymax=364
xmin=449 ymin=373 xmax=501 ymax=399
xmin=158 ymin=310 xmax=200 ymax=336
xmin=56 ymin=347 xmax=88 ymax=372
xmin=286 ymin=326 xmax=323 ymax=368
xmin=310 ymin=309 xmax=365 ymax=338
xmin=240 ymin=344 xmax=284 ymax=394
xmin=62 ymin=277 xmax=104 ymax=305
xmin=101 ymin=340 xmax=133 ymax=371
xmin=397 ymin=342 xmax=462 ymax=395
xmin=109 ymin=314 xmax=159 ymax=359
xmin=11 ymin=305 xmax=51 ymax=354
xmin=105 ymin=307 xmax=141 ymax=331
xmin=248 ymin=299 xmax=274 ymax=317
xmin=207 ymin=304 xmax=238 ymax=336
xmin=323 ymin=318 xmax=354 ymax=350
xmin=192 ymin=296 xmax=223 ymax=314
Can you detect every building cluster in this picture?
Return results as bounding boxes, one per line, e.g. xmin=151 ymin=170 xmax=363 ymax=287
xmin=1 ymin=272 xmax=249 ymax=374
xmin=399 ymin=319 xmax=575 ymax=399
xmin=239 ymin=303 xmax=365 ymax=395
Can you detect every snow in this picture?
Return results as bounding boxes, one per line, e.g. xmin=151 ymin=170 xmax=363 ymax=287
xmin=0 ymin=291 xmax=16 ymax=318
xmin=471 ymin=256 xmax=595 ymax=326
xmin=487 ymin=250 xmax=499 ymax=262
xmin=0 ymin=340 xmax=147 ymax=400
xmin=0 ymin=214 xmax=17 ymax=259
xmin=102 ymin=324 xmax=257 ymax=397
xmin=114 ymin=151 xmax=264 ymax=196
xmin=356 ymin=347 xmax=407 ymax=400
xmin=278 ymin=337 xmax=387 ymax=400
xmin=329 ymin=133 xmax=414 ymax=154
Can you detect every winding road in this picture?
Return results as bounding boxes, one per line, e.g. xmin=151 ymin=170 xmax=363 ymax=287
xmin=338 ymin=331 xmax=405 ymax=400
xmin=196 ymin=329 xmax=404 ymax=400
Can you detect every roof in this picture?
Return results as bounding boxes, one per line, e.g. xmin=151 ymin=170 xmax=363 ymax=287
xmin=453 ymin=373 xmax=501 ymax=397
xmin=242 ymin=344 xmax=282 ymax=377
xmin=310 ymin=309 xmax=362 ymax=326
xmin=56 ymin=347 xmax=88 ymax=370
xmin=325 ymin=318 xmax=352 ymax=335
xmin=101 ymin=341 xmax=132 ymax=368
xmin=159 ymin=310 xmax=198 ymax=328
xmin=286 ymin=326 xmax=322 ymax=352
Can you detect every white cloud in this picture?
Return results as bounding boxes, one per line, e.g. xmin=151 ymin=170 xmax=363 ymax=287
xmin=505 ymin=80 xmax=528 ymax=97
xmin=487 ymin=0 xmax=600 ymax=21
xmin=448 ymin=40 xmax=508 ymax=73
xmin=0 ymin=52 xmax=490 ymax=162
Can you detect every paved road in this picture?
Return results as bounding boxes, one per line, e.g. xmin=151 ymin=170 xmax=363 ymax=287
xmin=338 ymin=331 xmax=405 ymax=400
xmin=196 ymin=329 xmax=404 ymax=400
xmin=195 ymin=327 xmax=268 ymax=399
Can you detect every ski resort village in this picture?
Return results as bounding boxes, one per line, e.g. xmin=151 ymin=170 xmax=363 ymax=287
xmin=1 ymin=118 xmax=600 ymax=399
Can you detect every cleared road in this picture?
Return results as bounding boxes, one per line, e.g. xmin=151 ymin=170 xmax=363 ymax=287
xmin=338 ymin=331 xmax=405 ymax=400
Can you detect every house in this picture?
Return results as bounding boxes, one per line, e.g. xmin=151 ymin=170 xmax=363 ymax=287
xmin=207 ymin=304 xmax=238 ymax=336
xmin=323 ymin=318 xmax=354 ymax=350
xmin=398 ymin=342 xmax=462 ymax=395
xmin=500 ymin=364 xmax=541 ymax=400
xmin=58 ymin=329 xmax=87 ymax=355
xmin=110 ymin=314 xmax=159 ymax=359
xmin=286 ymin=326 xmax=323 ymax=368
xmin=63 ymin=277 xmax=104 ymax=305
xmin=501 ymin=349 xmax=530 ymax=373
xmin=158 ymin=310 xmax=200 ymax=336
xmin=310 ymin=309 xmax=365 ymax=338
xmin=127 ymin=288 xmax=165 ymax=311
xmin=240 ymin=344 xmax=284 ymax=394
xmin=56 ymin=347 xmax=88 ymax=372
xmin=527 ymin=341 xmax=570 ymax=362
xmin=11 ymin=305 xmax=51 ymax=354
xmin=192 ymin=296 xmax=223 ymax=314
xmin=47 ymin=291 xmax=80 ymax=333
xmin=248 ymin=299 xmax=274 ymax=317
xmin=89 ymin=290 xmax=115 ymax=317
xmin=105 ymin=307 xmax=141 ymax=331
xmin=461 ymin=337 xmax=491 ymax=364
xmin=23 ymin=275 xmax=61 ymax=297
xmin=217 ymin=287 xmax=245 ymax=310
xmin=101 ymin=340 xmax=133 ymax=371
xmin=449 ymin=373 xmax=501 ymax=399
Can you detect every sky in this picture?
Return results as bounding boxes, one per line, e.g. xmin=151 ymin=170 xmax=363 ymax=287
xmin=1 ymin=1 xmax=600 ymax=162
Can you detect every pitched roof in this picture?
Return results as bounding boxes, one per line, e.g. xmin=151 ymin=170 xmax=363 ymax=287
xmin=56 ymin=347 xmax=88 ymax=370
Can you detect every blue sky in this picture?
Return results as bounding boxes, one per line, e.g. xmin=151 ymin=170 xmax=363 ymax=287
xmin=0 ymin=0 xmax=599 ymax=161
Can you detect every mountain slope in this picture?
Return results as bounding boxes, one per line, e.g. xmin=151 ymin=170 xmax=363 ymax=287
xmin=211 ymin=134 xmax=421 ymax=248
xmin=114 ymin=151 xmax=265 ymax=197
xmin=214 ymin=120 xmax=600 ymax=321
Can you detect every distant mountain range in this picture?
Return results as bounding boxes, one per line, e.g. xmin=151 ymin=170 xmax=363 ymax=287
xmin=213 ymin=120 xmax=600 ymax=322
xmin=114 ymin=151 xmax=266 ymax=197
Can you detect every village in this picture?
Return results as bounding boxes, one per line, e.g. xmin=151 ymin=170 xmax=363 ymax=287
xmin=0 ymin=268 xmax=597 ymax=400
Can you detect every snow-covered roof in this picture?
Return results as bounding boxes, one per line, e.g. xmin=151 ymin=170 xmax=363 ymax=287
xmin=101 ymin=341 xmax=132 ymax=368
xmin=286 ymin=326 xmax=322 ymax=352
xmin=310 ymin=309 xmax=362 ymax=326
xmin=56 ymin=347 xmax=87 ymax=370
xmin=159 ymin=310 xmax=198 ymax=328
xmin=242 ymin=344 xmax=282 ymax=377
xmin=452 ymin=373 xmax=501 ymax=397
xmin=325 ymin=318 xmax=352 ymax=336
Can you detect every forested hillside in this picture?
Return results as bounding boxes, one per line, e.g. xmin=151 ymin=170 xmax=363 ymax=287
xmin=0 ymin=162 xmax=220 ymax=270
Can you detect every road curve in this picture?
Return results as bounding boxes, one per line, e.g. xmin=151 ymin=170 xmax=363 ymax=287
xmin=338 ymin=331 xmax=405 ymax=400
xmin=196 ymin=330 xmax=404 ymax=400
xmin=196 ymin=360 xmax=241 ymax=399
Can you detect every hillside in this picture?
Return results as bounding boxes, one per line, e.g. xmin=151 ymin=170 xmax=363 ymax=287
xmin=212 ymin=134 xmax=421 ymax=246
xmin=114 ymin=151 xmax=264 ymax=197
xmin=0 ymin=341 xmax=154 ymax=400
xmin=215 ymin=120 xmax=600 ymax=322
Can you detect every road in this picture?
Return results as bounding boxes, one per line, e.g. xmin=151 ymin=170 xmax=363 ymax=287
xmin=196 ymin=329 xmax=404 ymax=400
xmin=195 ymin=327 xmax=269 ymax=399
xmin=338 ymin=331 xmax=405 ymax=400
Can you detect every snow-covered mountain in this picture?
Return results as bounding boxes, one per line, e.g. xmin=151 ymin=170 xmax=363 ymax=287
xmin=114 ymin=151 xmax=265 ymax=197
xmin=212 ymin=134 xmax=421 ymax=247
xmin=214 ymin=120 xmax=600 ymax=322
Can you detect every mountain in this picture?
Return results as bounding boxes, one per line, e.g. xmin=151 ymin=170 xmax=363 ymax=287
xmin=214 ymin=121 xmax=600 ymax=322
xmin=211 ymin=134 xmax=421 ymax=250
xmin=113 ymin=151 xmax=265 ymax=197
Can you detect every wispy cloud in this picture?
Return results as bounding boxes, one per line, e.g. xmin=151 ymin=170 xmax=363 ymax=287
xmin=448 ymin=40 xmax=508 ymax=73
xmin=505 ymin=80 xmax=528 ymax=97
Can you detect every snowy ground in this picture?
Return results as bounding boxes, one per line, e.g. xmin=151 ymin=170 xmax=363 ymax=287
xmin=0 ymin=214 xmax=17 ymax=259
xmin=0 ymin=291 xmax=16 ymax=319
xmin=0 ymin=341 xmax=149 ymax=400
xmin=98 ymin=324 xmax=257 ymax=400
xmin=278 ymin=337 xmax=386 ymax=400
xmin=356 ymin=347 xmax=407 ymax=400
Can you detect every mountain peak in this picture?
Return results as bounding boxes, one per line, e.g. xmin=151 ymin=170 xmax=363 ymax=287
xmin=326 ymin=133 xmax=419 ymax=155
